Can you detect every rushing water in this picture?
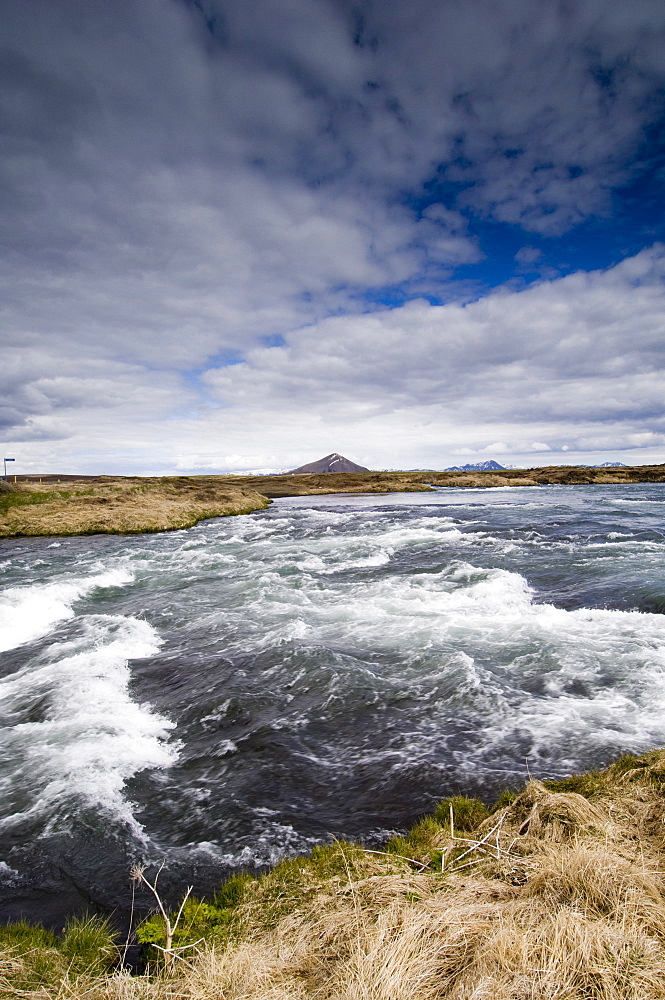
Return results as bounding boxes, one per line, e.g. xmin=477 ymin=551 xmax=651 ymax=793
xmin=1 ymin=483 xmax=665 ymax=924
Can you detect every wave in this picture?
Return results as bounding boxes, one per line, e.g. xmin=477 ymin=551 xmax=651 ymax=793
xmin=206 ymin=553 xmax=665 ymax=768
xmin=0 ymin=567 xmax=134 ymax=653
xmin=0 ymin=614 xmax=176 ymax=834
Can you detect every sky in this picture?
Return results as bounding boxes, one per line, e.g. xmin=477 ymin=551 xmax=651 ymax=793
xmin=2 ymin=0 xmax=665 ymax=475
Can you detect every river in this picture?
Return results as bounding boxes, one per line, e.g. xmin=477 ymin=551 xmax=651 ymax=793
xmin=1 ymin=483 xmax=664 ymax=925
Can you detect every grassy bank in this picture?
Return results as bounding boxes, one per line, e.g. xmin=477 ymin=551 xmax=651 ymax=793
xmin=2 ymin=462 xmax=665 ymax=538
xmin=0 ymin=477 xmax=270 ymax=537
xmin=6 ymin=749 xmax=665 ymax=998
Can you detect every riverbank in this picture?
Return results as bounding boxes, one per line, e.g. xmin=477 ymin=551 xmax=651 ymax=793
xmin=0 ymin=477 xmax=270 ymax=537
xmin=2 ymin=463 xmax=665 ymax=537
xmin=5 ymin=747 xmax=665 ymax=999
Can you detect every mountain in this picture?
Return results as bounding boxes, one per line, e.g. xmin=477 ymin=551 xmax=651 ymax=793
xmin=445 ymin=460 xmax=505 ymax=472
xmin=288 ymin=452 xmax=369 ymax=474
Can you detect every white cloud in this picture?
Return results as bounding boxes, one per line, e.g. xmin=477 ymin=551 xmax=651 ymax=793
xmin=190 ymin=246 xmax=665 ymax=469
xmin=515 ymin=247 xmax=543 ymax=267
xmin=6 ymin=246 xmax=662 ymax=474
xmin=480 ymin=442 xmax=510 ymax=454
xmin=2 ymin=1 xmax=665 ymax=473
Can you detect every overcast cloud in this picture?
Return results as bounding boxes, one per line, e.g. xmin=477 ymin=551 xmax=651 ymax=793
xmin=2 ymin=0 xmax=665 ymax=473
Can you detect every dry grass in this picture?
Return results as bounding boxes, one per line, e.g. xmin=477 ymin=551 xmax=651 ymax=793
xmin=3 ymin=462 xmax=665 ymax=538
xmin=233 ymin=463 xmax=665 ymax=497
xmin=9 ymin=751 xmax=665 ymax=999
xmin=0 ymin=477 xmax=269 ymax=537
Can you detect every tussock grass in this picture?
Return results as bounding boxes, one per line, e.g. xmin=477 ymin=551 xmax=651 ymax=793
xmin=8 ymin=750 xmax=665 ymax=998
xmin=0 ymin=915 xmax=118 ymax=995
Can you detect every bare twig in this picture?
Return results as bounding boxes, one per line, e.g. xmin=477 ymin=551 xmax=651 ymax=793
xmin=446 ymin=815 xmax=506 ymax=868
xmin=130 ymin=862 xmax=193 ymax=970
xmin=122 ymin=869 xmax=137 ymax=966
xmin=362 ymin=848 xmax=429 ymax=871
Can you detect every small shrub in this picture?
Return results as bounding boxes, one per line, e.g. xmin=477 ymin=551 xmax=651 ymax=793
xmin=137 ymin=871 xmax=254 ymax=963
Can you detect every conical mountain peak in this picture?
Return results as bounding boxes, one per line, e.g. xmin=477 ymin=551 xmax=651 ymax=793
xmin=288 ymin=453 xmax=369 ymax=474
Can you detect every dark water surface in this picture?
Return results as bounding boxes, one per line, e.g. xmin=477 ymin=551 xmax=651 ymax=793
xmin=1 ymin=484 xmax=665 ymax=924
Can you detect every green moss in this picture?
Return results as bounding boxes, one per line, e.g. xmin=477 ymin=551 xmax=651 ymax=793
xmin=492 ymin=789 xmax=520 ymax=810
xmin=214 ymin=871 xmax=253 ymax=909
xmin=607 ymin=753 xmax=648 ymax=774
xmin=433 ymin=796 xmax=489 ymax=832
xmin=542 ymin=772 xmax=606 ymax=798
xmin=137 ymin=842 xmax=379 ymax=958
xmin=384 ymin=799 xmax=489 ymax=866
xmin=0 ymin=921 xmax=59 ymax=951
xmin=254 ymin=842 xmax=364 ymax=924
xmin=541 ymin=758 xmax=645 ymax=797
xmin=61 ymin=915 xmax=118 ymax=975
xmin=384 ymin=834 xmax=417 ymax=858
xmin=385 ymin=817 xmax=443 ymax=860
xmin=136 ymin=872 xmax=254 ymax=963
xmin=429 ymin=846 xmax=457 ymax=871
xmin=606 ymin=751 xmax=665 ymax=780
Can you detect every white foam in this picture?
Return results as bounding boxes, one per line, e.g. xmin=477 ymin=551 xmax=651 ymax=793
xmin=0 ymin=615 xmax=176 ymax=833
xmin=176 ymin=824 xmax=321 ymax=869
xmin=297 ymin=549 xmax=392 ymax=573
xmin=208 ymin=529 xmax=665 ymax=764
xmin=0 ymin=568 xmax=133 ymax=653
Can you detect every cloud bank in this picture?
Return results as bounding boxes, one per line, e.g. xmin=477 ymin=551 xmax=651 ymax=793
xmin=2 ymin=0 xmax=665 ymax=472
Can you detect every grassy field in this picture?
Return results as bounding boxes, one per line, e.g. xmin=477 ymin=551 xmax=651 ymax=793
xmin=0 ymin=477 xmax=269 ymax=537
xmin=5 ymin=750 xmax=665 ymax=998
xmin=2 ymin=463 xmax=665 ymax=538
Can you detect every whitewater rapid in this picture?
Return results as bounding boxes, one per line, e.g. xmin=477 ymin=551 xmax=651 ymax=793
xmin=1 ymin=482 xmax=664 ymax=921
xmin=0 ymin=568 xmax=176 ymax=835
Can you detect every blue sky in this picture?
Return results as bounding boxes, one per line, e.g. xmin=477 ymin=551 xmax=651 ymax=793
xmin=2 ymin=0 xmax=665 ymax=473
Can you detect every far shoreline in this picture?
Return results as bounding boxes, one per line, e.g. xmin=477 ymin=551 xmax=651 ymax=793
xmin=1 ymin=463 xmax=664 ymax=539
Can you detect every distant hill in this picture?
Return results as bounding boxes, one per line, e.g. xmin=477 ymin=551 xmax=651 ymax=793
xmin=445 ymin=460 xmax=626 ymax=472
xmin=549 ymin=462 xmax=627 ymax=468
xmin=288 ymin=452 xmax=369 ymax=474
xmin=445 ymin=460 xmax=505 ymax=472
